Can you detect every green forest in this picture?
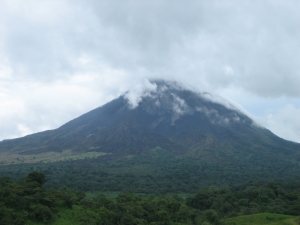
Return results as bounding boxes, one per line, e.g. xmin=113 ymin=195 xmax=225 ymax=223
xmin=1 ymin=172 xmax=300 ymax=225
xmin=1 ymin=153 xmax=300 ymax=194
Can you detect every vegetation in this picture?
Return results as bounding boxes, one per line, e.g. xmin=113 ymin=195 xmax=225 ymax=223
xmin=0 ymin=150 xmax=107 ymax=165
xmin=222 ymin=213 xmax=297 ymax=225
xmin=1 ymin=153 xmax=300 ymax=194
xmin=1 ymin=172 xmax=300 ymax=225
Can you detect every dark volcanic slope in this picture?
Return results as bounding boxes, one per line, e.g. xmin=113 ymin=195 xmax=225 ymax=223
xmin=1 ymin=80 xmax=300 ymax=164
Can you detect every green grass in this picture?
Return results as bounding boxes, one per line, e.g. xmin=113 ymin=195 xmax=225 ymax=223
xmin=223 ymin=213 xmax=298 ymax=225
xmin=0 ymin=150 xmax=107 ymax=165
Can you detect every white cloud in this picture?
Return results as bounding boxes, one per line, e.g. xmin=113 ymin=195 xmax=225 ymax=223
xmin=256 ymin=104 xmax=300 ymax=143
xmin=172 ymin=95 xmax=188 ymax=115
xmin=0 ymin=58 xmax=13 ymax=78
xmin=124 ymin=79 xmax=157 ymax=108
xmin=0 ymin=64 xmax=133 ymax=140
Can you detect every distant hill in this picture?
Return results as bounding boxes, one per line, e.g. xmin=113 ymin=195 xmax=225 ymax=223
xmin=1 ymin=80 xmax=300 ymax=192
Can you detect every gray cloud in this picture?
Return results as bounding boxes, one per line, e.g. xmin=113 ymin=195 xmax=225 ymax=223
xmin=82 ymin=0 xmax=300 ymax=97
xmin=1 ymin=0 xmax=300 ymax=95
xmin=0 ymin=0 xmax=300 ymax=142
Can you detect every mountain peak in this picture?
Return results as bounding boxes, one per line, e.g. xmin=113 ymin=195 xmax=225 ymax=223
xmin=123 ymin=79 xmax=251 ymax=127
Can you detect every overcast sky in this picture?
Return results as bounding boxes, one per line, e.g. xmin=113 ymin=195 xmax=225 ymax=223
xmin=0 ymin=0 xmax=300 ymax=143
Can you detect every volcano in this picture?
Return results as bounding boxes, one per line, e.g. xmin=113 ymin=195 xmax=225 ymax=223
xmin=0 ymin=79 xmax=300 ymax=165
xmin=1 ymin=79 xmax=300 ymax=192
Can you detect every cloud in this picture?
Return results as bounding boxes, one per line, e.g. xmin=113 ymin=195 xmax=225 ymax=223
xmin=0 ymin=0 xmax=75 ymax=79
xmin=256 ymin=104 xmax=300 ymax=143
xmin=124 ymin=80 xmax=192 ymax=123
xmin=124 ymin=79 xmax=157 ymax=108
xmin=0 ymin=0 xmax=300 ymax=142
xmin=196 ymin=106 xmax=244 ymax=126
xmin=172 ymin=94 xmax=188 ymax=115
xmin=84 ymin=0 xmax=300 ymax=98
xmin=1 ymin=0 xmax=299 ymax=96
xmin=0 ymin=65 xmax=133 ymax=140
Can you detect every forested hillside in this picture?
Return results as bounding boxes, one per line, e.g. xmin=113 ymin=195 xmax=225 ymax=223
xmin=1 ymin=172 xmax=300 ymax=225
xmin=1 ymin=152 xmax=300 ymax=194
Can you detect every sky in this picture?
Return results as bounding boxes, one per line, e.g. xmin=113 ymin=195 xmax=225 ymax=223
xmin=0 ymin=0 xmax=300 ymax=143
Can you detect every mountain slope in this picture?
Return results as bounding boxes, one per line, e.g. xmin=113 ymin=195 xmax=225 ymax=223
xmin=0 ymin=80 xmax=300 ymax=165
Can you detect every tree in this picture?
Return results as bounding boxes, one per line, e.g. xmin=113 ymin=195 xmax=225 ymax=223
xmin=26 ymin=171 xmax=46 ymax=186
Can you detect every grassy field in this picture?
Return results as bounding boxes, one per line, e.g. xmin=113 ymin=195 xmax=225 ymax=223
xmin=223 ymin=213 xmax=299 ymax=225
xmin=0 ymin=150 xmax=107 ymax=165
